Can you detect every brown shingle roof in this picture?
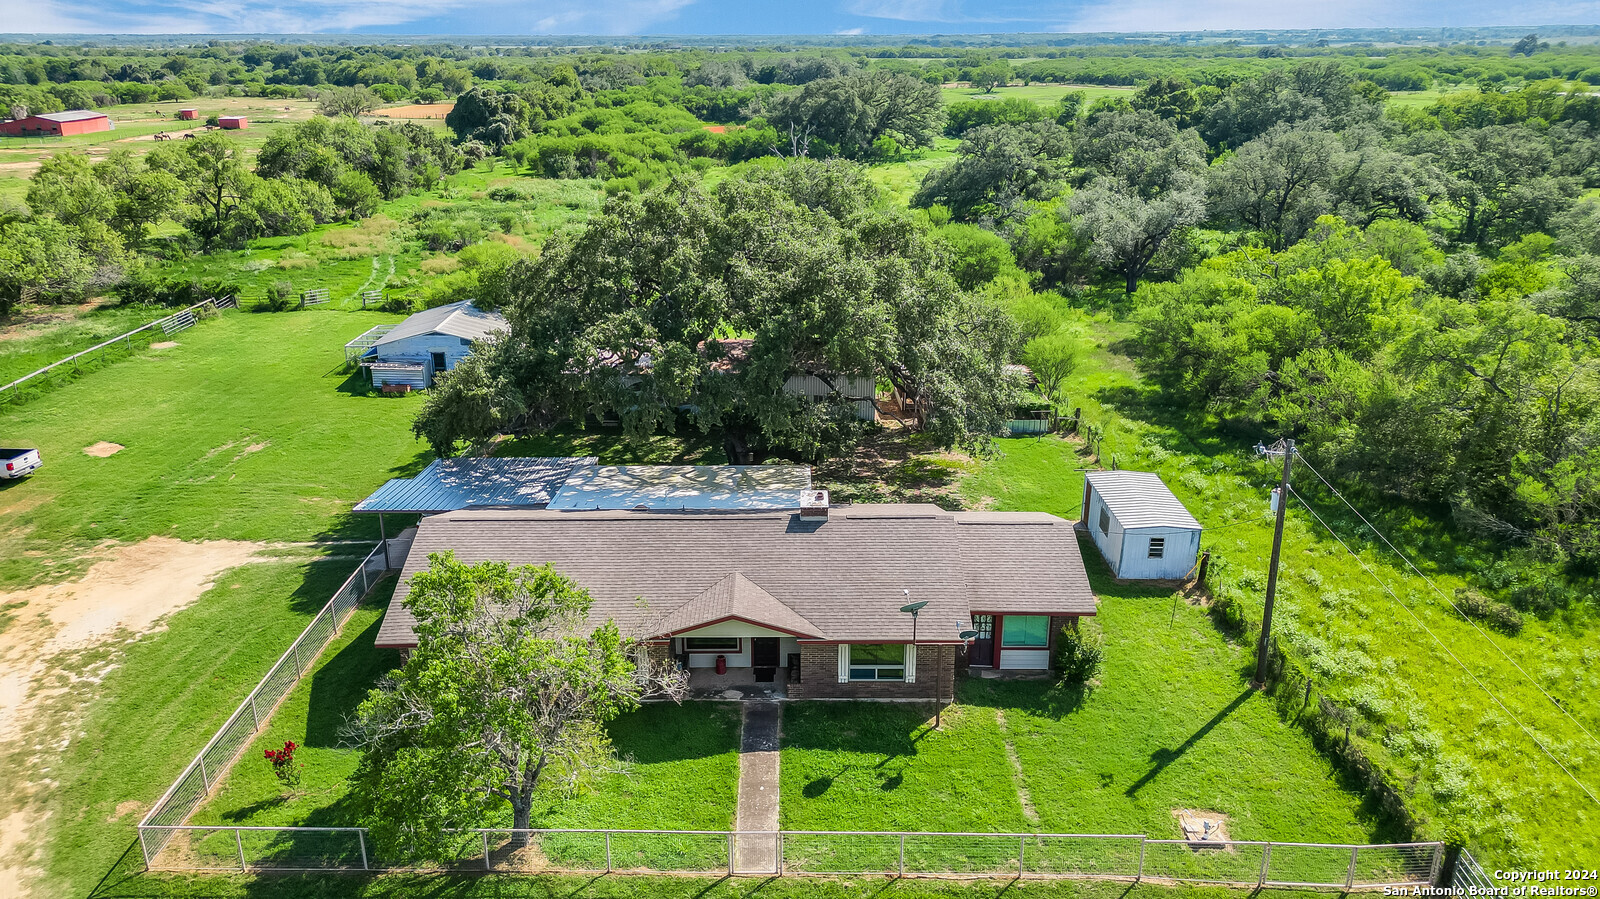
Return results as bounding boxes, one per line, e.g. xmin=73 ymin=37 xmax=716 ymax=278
xmin=375 ymin=504 xmax=1095 ymax=648
xmin=954 ymin=512 xmax=1097 ymax=614
xmin=648 ymin=572 xmax=823 ymax=638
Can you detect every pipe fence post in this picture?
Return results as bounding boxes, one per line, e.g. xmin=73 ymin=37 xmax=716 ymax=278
xmin=1259 ymin=843 xmax=1273 ymax=887
xmin=605 ymin=831 xmax=612 ymax=873
xmin=1137 ymin=838 xmax=1147 ymax=881
xmin=1019 ymin=835 xmax=1026 ymax=879
xmin=727 ymin=833 xmax=735 ymax=877
xmin=899 ymin=833 xmax=906 ymax=877
xmin=358 ymin=829 xmax=369 ymax=871
xmin=1346 ymin=846 xmax=1360 ymax=890
xmin=248 ymin=694 xmax=260 ymax=730
xmin=199 ymin=756 xmax=210 ymax=791
xmin=774 ymin=832 xmax=782 ymax=876
xmin=483 ymin=831 xmax=492 ymax=871
xmin=292 ymin=642 xmax=303 ymax=677
xmin=236 ymin=828 xmax=246 ymax=873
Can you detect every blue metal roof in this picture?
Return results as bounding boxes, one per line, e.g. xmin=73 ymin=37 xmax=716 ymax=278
xmin=354 ymin=456 xmax=598 ymax=514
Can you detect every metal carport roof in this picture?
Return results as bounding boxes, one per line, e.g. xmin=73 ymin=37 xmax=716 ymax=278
xmin=354 ymin=456 xmax=597 ymax=514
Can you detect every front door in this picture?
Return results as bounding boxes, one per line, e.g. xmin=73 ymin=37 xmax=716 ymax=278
xmin=970 ymin=614 xmax=995 ymax=667
xmin=751 ymin=637 xmax=780 ymax=669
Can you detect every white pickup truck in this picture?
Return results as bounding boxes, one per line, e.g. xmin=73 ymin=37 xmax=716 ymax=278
xmin=1 ymin=448 xmax=41 ymax=479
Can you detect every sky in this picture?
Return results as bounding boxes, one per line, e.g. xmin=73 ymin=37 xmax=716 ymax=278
xmin=3 ymin=0 xmax=1600 ymax=36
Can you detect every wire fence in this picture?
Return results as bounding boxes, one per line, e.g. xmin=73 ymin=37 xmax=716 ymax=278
xmin=0 ymin=297 xmax=226 ymax=406
xmin=136 ymin=542 xmax=392 ymax=867
xmin=139 ymin=821 xmax=1443 ymax=886
xmin=1452 ymin=848 xmax=1498 ymax=893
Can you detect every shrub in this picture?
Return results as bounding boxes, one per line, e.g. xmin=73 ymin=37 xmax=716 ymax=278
xmin=1054 ymin=623 xmax=1104 ymax=685
xmin=1452 ymin=588 xmax=1524 ymax=635
xmin=257 ymin=280 xmax=296 ymax=313
xmin=264 ymin=740 xmax=301 ymax=790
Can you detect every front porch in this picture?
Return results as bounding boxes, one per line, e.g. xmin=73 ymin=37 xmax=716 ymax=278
xmin=687 ymin=666 xmax=791 ymax=700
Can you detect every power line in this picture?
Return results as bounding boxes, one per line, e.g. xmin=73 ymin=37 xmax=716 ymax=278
xmin=1284 ymin=483 xmax=1600 ymax=808
xmin=1293 ymin=455 xmax=1600 ymax=756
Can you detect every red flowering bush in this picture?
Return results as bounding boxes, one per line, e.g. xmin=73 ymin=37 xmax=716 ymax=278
xmin=264 ymin=740 xmax=301 ymax=789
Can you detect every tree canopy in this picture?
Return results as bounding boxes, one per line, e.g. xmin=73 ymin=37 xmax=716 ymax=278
xmin=414 ymin=160 xmax=1018 ymax=460
xmin=345 ymin=553 xmax=685 ymax=855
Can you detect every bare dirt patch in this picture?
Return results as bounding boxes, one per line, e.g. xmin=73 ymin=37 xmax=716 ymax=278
xmin=377 ymin=103 xmax=454 ymax=119
xmin=0 ymin=537 xmax=270 ymax=897
xmin=82 ymin=442 xmax=123 ymax=457
xmin=1174 ymin=808 xmax=1232 ymax=844
xmin=149 ymin=341 xmax=178 ymax=349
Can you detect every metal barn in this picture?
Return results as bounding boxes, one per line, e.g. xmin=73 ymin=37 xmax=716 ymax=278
xmin=1081 ymin=470 xmax=1202 ymax=580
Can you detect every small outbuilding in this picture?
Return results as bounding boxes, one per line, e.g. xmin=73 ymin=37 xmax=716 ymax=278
xmin=217 ymin=116 xmax=247 ymax=129
xmin=177 ymin=108 xmax=198 ymax=121
xmin=1082 ymin=470 xmax=1202 ymax=580
xmin=350 ymin=300 xmax=507 ymax=389
xmin=0 ymin=110 xmax=113 ymax=137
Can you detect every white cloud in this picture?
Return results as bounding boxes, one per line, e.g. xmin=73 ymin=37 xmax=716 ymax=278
xmin=1060 ymin=0 xmax=1600 ymax=31
xmin=0 ymin=0 xmax=697 ymax=34
xmin=845 ymin=0 xmax=959 ymax=20
xmin=835 ymin=25 xmax=867 ymax=33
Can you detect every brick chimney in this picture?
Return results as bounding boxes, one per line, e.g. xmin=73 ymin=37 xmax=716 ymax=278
xmin=799 ymin=489 xmax=830 ymax=520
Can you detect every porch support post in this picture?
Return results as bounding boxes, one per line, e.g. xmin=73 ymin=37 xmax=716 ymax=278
xmin=379 ymin=513 xmax=389 ymax=569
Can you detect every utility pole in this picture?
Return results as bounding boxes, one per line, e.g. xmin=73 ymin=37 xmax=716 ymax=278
xmin=1254 ymin=438 xmax=1295 ymax=687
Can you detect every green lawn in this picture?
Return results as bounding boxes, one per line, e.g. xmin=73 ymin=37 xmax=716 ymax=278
xmin=967 ymin=323 xmax=1599 ymax=869
xmin=7 ymin=553 xmax=368 ymax=899
xmin=192 ymin=620 xmax=745 ymax=833
xmin=782 ymin=702 xmax=1029 ymax=833
xmin=780 ymin=567 xmax=1387 ymax=849
xmin=0 ymin=301 xmax=172 ymax=386
xmin=0 ymin=308 xmax=433 ymax=587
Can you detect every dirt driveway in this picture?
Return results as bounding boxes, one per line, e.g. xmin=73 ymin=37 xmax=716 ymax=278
xmin=0 ymin=537 xmax=270 ymax=899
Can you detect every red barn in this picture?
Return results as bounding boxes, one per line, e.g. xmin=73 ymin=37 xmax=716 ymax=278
xmin=178 ymin=108 xmax=198 ymax=120
xmin=0 ymin=110 xmax=112 ymax=137
xmin=217 ymin=116 xmax=247 ymax=130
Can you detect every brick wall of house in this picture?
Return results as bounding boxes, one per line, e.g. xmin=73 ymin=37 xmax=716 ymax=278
xmin=789 ymin=643 xmax=957 ymax=701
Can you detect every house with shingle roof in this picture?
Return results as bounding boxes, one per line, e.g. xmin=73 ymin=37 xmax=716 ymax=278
xmin=374 ymin=490 xmax=1097 ymax=700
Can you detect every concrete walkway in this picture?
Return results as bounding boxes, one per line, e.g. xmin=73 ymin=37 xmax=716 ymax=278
xmin=733 ymin=701 xmax=781 ymax=874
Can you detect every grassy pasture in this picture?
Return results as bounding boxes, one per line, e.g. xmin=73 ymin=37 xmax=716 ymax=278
xmin=9 ymin=553 xmax=370 ymax=899
xmin=0 ymin=309 xmax=432 ymax=587
xmin=970 ymin=320 xmax=1600 ymax=869
xmin=0 ymin=301 xmax=170 ymax=386
xmin=941 ymin=83 xmax=1135 ymax=106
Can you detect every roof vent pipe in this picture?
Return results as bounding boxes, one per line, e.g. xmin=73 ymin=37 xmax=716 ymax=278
xmin=799 ymin=489 xmax=830 ymax=520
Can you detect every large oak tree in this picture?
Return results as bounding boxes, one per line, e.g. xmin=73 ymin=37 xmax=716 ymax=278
xmin=413 ymin=160 xmax=1018 ymax=460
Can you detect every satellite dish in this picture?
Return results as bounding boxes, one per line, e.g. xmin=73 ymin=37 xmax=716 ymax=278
xmin=958 ymin=630 xmax=980 ymax=640
xmin=899 ymin=600 xmax=929 ymax=614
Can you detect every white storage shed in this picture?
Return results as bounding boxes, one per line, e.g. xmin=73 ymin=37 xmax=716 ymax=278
xmin=360 ymin=300 xmax=507 ymax=389
xmin=1082 ymin=470 xmax=1202 ymax=580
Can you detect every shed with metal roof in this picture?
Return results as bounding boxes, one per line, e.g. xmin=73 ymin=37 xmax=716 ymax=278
xmin=1081 ymin=470 xmax=1201 ymax=580
xmin=356 ymin=300 xmax=507 ymax=389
